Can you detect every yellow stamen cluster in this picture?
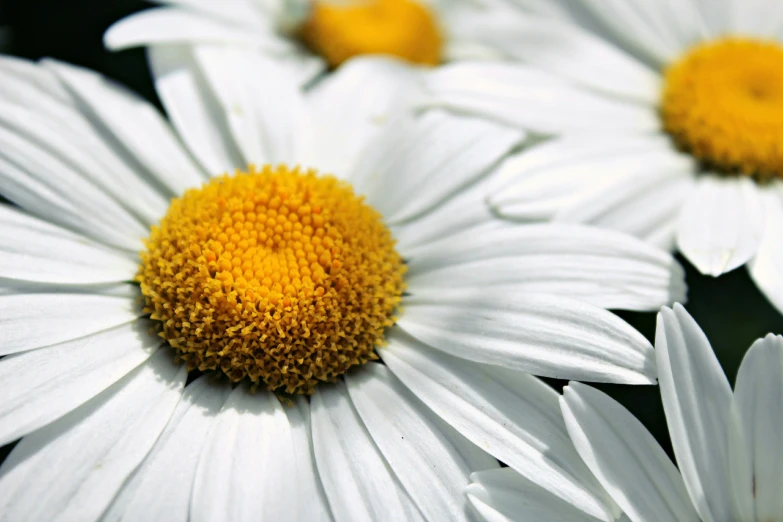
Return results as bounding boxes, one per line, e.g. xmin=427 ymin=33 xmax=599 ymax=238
xmin=138 ymin=165 xmax=406 ymax=395
xmin=298 ymin=0 xmax=442 ymax=68
xmin=661 ymin=37 xmax=783 ymax=181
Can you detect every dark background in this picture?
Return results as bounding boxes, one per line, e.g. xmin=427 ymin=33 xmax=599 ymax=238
xmin=2 ymin=0 xmax=783 ymax=461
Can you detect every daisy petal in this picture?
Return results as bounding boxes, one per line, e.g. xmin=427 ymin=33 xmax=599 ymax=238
xmin=730 ymin=0 xmax=783 ymax=37
xmin=555 ymin=167 xmax=693 ymax=250
xmin=0 ymin=320 xmax=160 ymax=446
xmin=561 ymin=383 xmax=699 ymax=522
xmin=487 ymin=136 xmax=696 ymax=248
xmin=302 ymin=56 xmax=420 ymax=177
xmin=192 ymin=45 xmax=305 ymax=166
xmin=101 ymin=376 xmax=231 ymax=522
xmin=353 ymin=109 xmax=523 ymax=224
xmin=191 ymin=384 xmax=296 ymax=522
xmin=0 ymin=205 xmax=137 ymax=285
xmin=656 ymin=304 xmax=739 ymax=522
xmin=733 ymin=334 xmax=783 ymax=520
xmin=748 ymin=185 xmax=783 ymax=315
xmin=404 ymin=223 xmax=685 ymax=311
xmin=398 ymin=291 xmax=655 ymax=384
xmin=284 ymin=398 xmax=333 ymax=521
xmin=310 ymin=380 xmax=425 ymax=522
xmin=0 ymin=292 xmax=142 ymax=355
xmin=0 ymin=98 xmax=167 ymax=226
xmin=677 ymin=176 xmax=765 ymax=277
xmin=0 ymin=350 xmax=186 ymax=522
xmin=346 ymin=363 xmax=493 ymax=522
xmin=104 ymin=7 xmax=283 ymax=52
xmin=450 ymin=14 xmax=661 ymax=104
xmin=0 ymin=54 xmax=71 ymax=103
xmin=147 ymin=45 xmax=245 ymax=175
xmin=379 ymin=333 xmax=617 ymax=521
xmin=44 ymin=59 xmax=207 ymax=195
xmin=573 ymin=0 xmax=687 ymax=63
xmin=425 ymin=62 xmax=659 ymax=135
xmin=487 ymin=135 xmax=681 ymax=220
xmin=467 ymin=468 xmax=609 ymax=522
xmin=0 ymin=124 xmax=146 ymax=252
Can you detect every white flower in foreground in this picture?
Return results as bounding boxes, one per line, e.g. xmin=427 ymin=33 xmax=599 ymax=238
xmin=103 ymin=0 xmax=502 ymax=87
xmin=424 ymin=0 xmax=783 ymax=313
xmin=469 ymin=303 xmax=783 ymax=522
xmin=0 ymin=53 xmax=683 ymax=521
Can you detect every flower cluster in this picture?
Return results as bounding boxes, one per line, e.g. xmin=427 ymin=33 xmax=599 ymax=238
xmin=0 ymin=1 xmax=781 ymax=521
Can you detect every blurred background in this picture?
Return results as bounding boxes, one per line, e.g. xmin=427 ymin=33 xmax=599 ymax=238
xmin=2 ymin=0 xmax=783 ymax=460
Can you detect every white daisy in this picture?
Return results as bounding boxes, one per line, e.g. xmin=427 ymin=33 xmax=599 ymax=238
xmin=468 ymin=303 xmax=783 ymax=522
xmin=421 ymin=0 xmax=783 ymax=314
xmin=102 ymin=0 xmax=504 ymax=87
xmin=0 ymin=53 xmax=684 ymax=521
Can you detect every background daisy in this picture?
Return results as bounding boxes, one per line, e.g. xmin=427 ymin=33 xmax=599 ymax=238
xmin=102 ymin=0 xmax=509 ymax=87
xmin=423 ymin=0 xmax=783 ymax=316
xmin=0 ymin=53 xmax=685 ymax=521
xmin=469 ymin=304 xmax=783 ymax=522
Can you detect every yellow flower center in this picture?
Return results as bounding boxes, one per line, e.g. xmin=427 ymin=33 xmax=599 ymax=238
xmin=138 ymin=165 xmax=406 ymax=395
xmin=297 ymin=0 xmax=442 ymax=68
xmin=661 ymin=37 xmax=783 ymax=181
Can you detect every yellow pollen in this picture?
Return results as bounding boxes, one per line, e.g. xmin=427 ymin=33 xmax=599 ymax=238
xmin=298 ymin=0 xmax=442 ymax=68
xmin=661 ymin=37 xmax=783 ymax=181
xmin=138 ymin=165 xmax=406 ymax=395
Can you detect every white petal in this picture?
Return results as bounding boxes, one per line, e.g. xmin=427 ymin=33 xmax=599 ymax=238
xmin=561 ymin=383 xmax=699 ymax=522
xmin=44 ymin=59 xmax=207 ymax=195
xmin=0 ymin=205 xmax=137 ymax=285
xmin=555 ymin=0 xmax=696 ymax=64
xmin=284 ymin=398 xmax=333 ymax=522
xmin=0 ymin=349 xmax=186 ymax=522
xmin=310 ymin=380 xmax=425 ymax=522
xmin=352 ymin=109 xmax=523 ymax=224
xmin=467 ymin=468 xmax=608 ymax=522
xmin=730 ymin=0 xmax=783 ymax=37
xmin=555 ymin=170 xmax=693 ymax=248
xmin=101 ymin=376 xmax=231 ymax=522
xmin=487 ymin=135 xmax=696 ymax=241
xmin=0 ymin=95 xmax=167 ymax=226
xmin=693 ymin=0 xmax=731 ymax=35
xmin=192 ymin=45 xmax=306 ymax=166
xmin=733 ymin=334 xmax=783 ymax=521
xmin=0 ymin=54 xmax=71 ymax=104
xmin=346 ymin=363 xmax=496 ymax=522
xmin=656 ymin=304 xmax=740 ymax=522
xmin=677 ymin=176 xmax=765 ymax=277
xmin=191 ymin=384 xmax=296 ymax=522
xmin=378 ymin=333 xmax=618 ymax=521
xmin=0 ymin=291 xmax=142 ymax=355
xmin=748 ymin=185 xmax=783 ymax=316
xmin=104 ymin=7 xmax=284 ymax=52
xmin=147 ymin=45 xmax=245 ymax=175
xmin=392 ymin=162 xmax=504 ymax=253
xmin=0 ymin=320 xmax=160 ymax=446
xmin=398 ymin=291 xmax=656 ymax=384
xmin=425 ymin=62 xmax=659 ymax=135
xmin=0 ymin=124 xmax=146 ymax=252
xmin=301 ymin=56 xmax=420 ymax=177
xmin=404 ymin=223 xmax=686 ymax=311
xmin=448 ymin=13 xmax=661 ymax=104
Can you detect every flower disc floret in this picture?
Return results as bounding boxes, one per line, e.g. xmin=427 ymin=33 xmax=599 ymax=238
xmin=298 ymin=0 xmax=442 ymax=68
xmin=138 ymin=165 xmax=406 ymax=394
xmin=662 ymin=38 xmax=783 ymax=181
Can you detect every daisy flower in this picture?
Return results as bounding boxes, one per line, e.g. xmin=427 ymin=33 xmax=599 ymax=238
xmin=423 ymin=0 xmax=783 ymax=313
xmin=102 ymin=0 xmax=500 ymax=87
xmin=468 ymin=303 xmax=783 ymax=522
xmin=0 ymin=53 xmax=684 ymax=521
